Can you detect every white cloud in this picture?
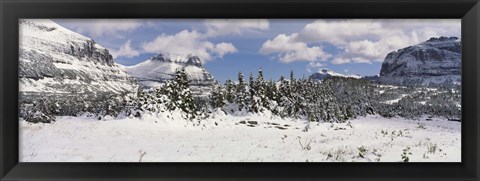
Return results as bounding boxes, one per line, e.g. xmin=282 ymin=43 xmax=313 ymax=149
xmin=141 ymin=19 xmax=270 ymax=62
xmin=308 ymin=62 xmax=324 ymax=68
xmin=306 ymin=62 xmax=325 ymax=73
xmin=295 ymin=19 xmax=385 ymax=45
xmin=261 ymin=19 xmax=460 ymax=64
xmin=214 ymin=42 xmax=238 ymax=57
xmin=259 ymin=33 xmax=332 ymax=63
xmin=59 ymin=19 xmax=143 ymax=38
xmin=59 ymin=19 xmax=269 ymax=62
xmin=141 ymin=30 xmax=237 ymax=62
xmin=110 ymin=40 xmax=140 ymax=59
xmin=204 ymin=19 xmax=269 ymax=37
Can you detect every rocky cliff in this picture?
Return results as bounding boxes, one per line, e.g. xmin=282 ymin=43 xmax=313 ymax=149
xmin=379 ymin=37 xmax=461 ymax=86
xmin=19 ymin=19 xmax=137 ymax=102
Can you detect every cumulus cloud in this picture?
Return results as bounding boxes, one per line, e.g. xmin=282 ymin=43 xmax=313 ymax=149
xmin=295 ymin=19 xmax=385 ymax=45
xmin=110 ymin=40 xmax=140 ymax=59
xmin=259 ymin=33 xmax=332 ymax=63
xmin=59 ymin=19 xmax=143 ymax=38
xmin=141 ymin=19 xmax=269 ymax=62
xmin=141 ymin=30 xmax=237 ymax=62
xmin=306 ymin=62 xmax=324 ymax=73
xmin=204 ymin=19 xmax=269 ymax=37
xmin=261 ymin=19 xmax=460 ymax=64
xmin=214 ymin=42 xmax=238 ymax=57
xmin=60 ymin=19 xmax=269 ymax=62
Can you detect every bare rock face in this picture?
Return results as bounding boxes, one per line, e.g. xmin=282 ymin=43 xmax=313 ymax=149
xmin=125 ymin=53 xmax=216 ymax=97
xmin=379 ymin=37 xmax=461 ymax=86
xmin=19 ymin=19 xmax=137 ymax=102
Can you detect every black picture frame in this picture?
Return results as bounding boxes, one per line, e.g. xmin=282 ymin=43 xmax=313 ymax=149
xmin=1 ymin=0 xmax=479 ymax=180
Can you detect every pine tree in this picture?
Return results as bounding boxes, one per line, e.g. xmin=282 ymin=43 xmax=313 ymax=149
xmin=235 ymin=71 xmax=247 ymax=111
xmin=290 ymin=70 xmax=295 ymax=84
xmin=255 ymin=68 xmax=268 ymax=110
xmin=209 ymin=83 xmax=226 ymax=109
xmin=161 ymin=67 xmax=198 ymax=119
xmin=225 ymin=79 xmax=236 ymax=103
xmin=278 ymin=75 xmax=292 ymax=117
xmin=249 ymin=72 xmax=255 ymax=93
xmin=258 ymin=67 xmax=264 ymax=81
xmin=248 ymin=72 xmax=259 ymax=113
xmin=265 ymin=79 xmax=279 ymax=112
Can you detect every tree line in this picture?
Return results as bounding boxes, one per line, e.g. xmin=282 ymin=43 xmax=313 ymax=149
xmin=21 ymin=68 xmax=461 ymax=123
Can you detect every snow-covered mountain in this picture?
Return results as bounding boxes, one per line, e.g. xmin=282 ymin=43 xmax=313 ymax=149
xmin=125 ymin=53 xmax=216 ymax=96
xmin=310 ymin=68 xmax=361 ymax=81
xmin=379 ymin=37 xmax=461 ymax=86
xmin=19 ymin=19 xmax=137 ymax=102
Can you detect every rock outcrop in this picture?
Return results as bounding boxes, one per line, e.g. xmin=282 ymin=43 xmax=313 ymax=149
xmin=19 ymin=19 xmax=137 ymax=102
xmin=379 ymin=37 xmax=461 ymax=86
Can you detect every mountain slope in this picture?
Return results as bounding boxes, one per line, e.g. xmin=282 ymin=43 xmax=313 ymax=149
xmin=379 ymin=37 xmax=461 ymax=86
xmin=310 ymin=68 xmax=361 ymax=81
xmin=125 ymin=54 xmax=216 ymax=96
xmin=19 ymin=19 xmax=137 ymax=102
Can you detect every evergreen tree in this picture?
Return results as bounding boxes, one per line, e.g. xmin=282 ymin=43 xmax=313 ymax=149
xmin=235 ymin=71 xmax=247 ymax=111
xmin=290 ymin=70 xmax=295 ymax=84
xmin=258 ymin=67 xmax=264 ymax=81
xmin=255 ymin=68 xmax=268 ymax=110
xmin=209 ymin=83 xmax=226 ymax=109
xmin=249 ymin=72 xmax=255 ymax=93
xmin=278 ymin=75 xmax=292 ymax=117
xmin=225 ymin=79 xmax=236 ymax=103
xmin=248 ymin=72 xmax=260 ymax=113
xmin=161 ymin=68 xmax=198 ymax=119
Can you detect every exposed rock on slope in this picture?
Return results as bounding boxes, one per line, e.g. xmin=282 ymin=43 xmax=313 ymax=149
xmin=125 ymin=53 xmax=216 ymax=96
xmin=19 ymin=19 xmax=137 ymax=102
xmin=310 ymin=68 xmax=361 ymax=81
xmin=379 ymin=37 xmax=461 ymax=86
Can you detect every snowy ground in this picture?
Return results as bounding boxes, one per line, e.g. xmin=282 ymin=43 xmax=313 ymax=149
xmin=19 ymin=112 xmax=461 ymax=162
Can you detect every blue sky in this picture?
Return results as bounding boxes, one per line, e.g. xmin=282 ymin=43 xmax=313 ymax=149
xmin=54 ymin=19 xmax=460 ymax=83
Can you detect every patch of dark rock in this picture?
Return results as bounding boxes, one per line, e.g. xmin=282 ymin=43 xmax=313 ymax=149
xmin=448 ymin=118 xmax=461 ymax=122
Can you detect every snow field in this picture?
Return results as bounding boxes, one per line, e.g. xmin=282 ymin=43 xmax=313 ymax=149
xmin=19 ymin=113 xmax=460 ymax=162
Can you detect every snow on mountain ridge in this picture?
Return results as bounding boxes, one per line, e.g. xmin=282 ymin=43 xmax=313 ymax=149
xmin=126 ymin=53 xmax=216 ymax=96
xmin=310 ymin=68 xmax=361 ymax=81
xmin=19 ymin=19 xmax=137 ymax=102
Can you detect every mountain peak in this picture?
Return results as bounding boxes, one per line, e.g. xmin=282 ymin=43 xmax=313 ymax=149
xmin=379 ymin=36 xmax=461 ymax=86
xmin=150 ymin=53 xmax=203 ymax=67
xmin=310 ymin=68 xmax=360 ymax=81
xmin=425 ymin=36 xmax=459 ymax=43
xmin=19 ymin=19 xmax=137 ymax=101
xmin=126 ymin=53 xmax=215 ymax=96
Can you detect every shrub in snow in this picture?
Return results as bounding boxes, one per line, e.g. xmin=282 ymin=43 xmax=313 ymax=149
xmin=25 ymin=100 xmax=55 ymax=123
xmin=401 ymin=147 xmax=412 ymax=162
